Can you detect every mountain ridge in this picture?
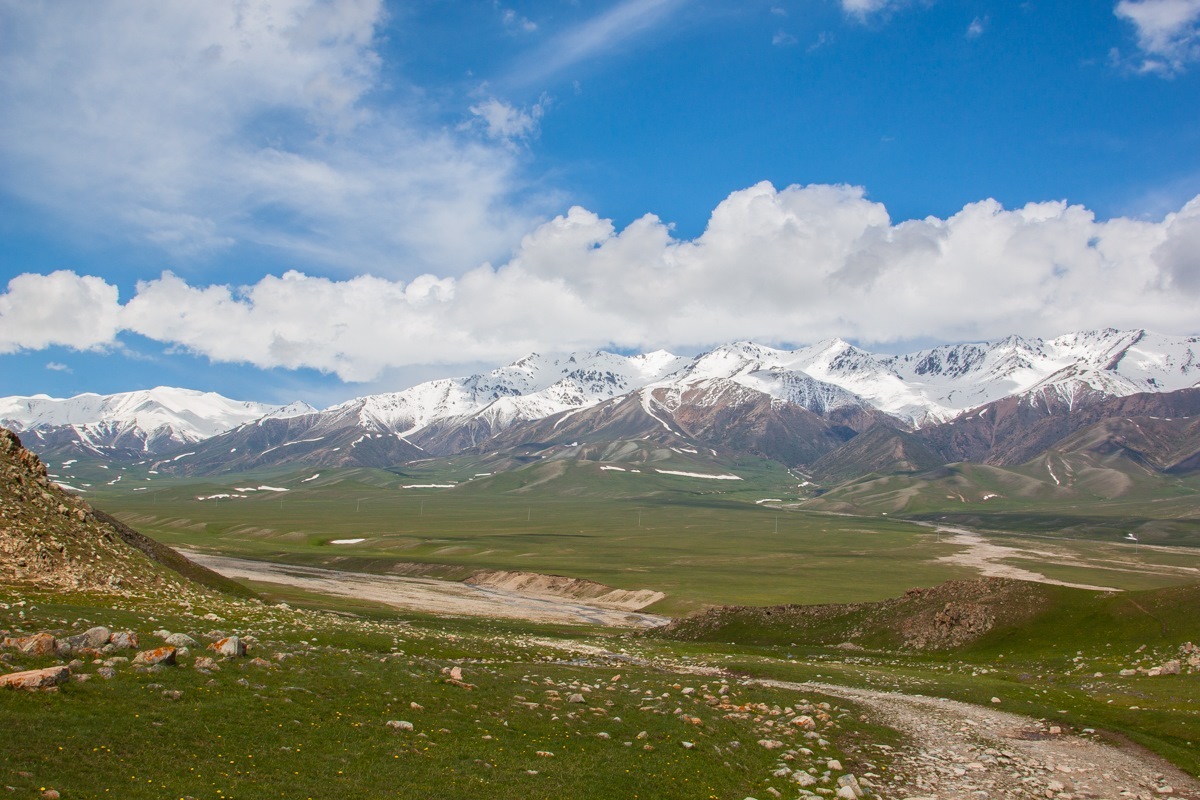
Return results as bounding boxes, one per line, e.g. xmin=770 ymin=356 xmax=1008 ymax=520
xmin=5 ymin=328 xmax=1198 ymax=479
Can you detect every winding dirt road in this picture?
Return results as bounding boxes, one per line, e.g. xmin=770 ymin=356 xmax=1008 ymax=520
xmin=756 ymin=677 xmax=1200 ymax=799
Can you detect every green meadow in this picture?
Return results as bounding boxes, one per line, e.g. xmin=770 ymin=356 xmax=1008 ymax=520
xmin=83 ymin=457 xmax=1200 ymax=616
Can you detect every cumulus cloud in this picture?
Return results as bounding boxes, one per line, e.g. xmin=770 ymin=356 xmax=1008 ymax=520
xmin=0 ymin=0 xmax=540 ymax=273
xmin=3 ymin=184 xmax=1198 ymax=381
xmin=0 ymin=271 xmax=123 ymax=354
xmin=1115 ymin=0 xmax=1200 ymax=73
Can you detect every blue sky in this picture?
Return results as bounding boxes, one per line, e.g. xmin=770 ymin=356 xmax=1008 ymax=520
xmin=1 ymin=0 xmax=1199 ymax=406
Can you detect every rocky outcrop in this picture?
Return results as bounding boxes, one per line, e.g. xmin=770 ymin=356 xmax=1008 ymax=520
xmin=0 ymin=427 xmax=236 ymax=597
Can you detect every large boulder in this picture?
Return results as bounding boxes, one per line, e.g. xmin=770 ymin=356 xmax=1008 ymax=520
xmin=131 ymin=647 xmax=177 ymax=667
xmin=1 ymin=633 xmax=58 ymax=656
xmin=209 ymin=636 xmax=247 ymax=657
xmin=0 ymin=666 xmax=70 ymax=690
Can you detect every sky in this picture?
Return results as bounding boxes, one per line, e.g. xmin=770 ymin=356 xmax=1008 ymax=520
xmin=1 ymin=0 xmax=1199 ymax=407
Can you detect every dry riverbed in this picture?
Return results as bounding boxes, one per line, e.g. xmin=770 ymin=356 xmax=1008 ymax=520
xmin=178 ymin=549 xmax=669 ymax=628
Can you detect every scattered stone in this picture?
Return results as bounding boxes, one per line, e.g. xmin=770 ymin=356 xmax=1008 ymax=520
xmin=165 ymin=633 xmax=198 ymax=648
xmin=385 ymin=720 xmax=414 ymax=732
xmin=681 ymin=741 xmax=695 ymax=749
xmin=193 ymin=657 xmax=220 ymax=672
xmin=837 ymin=774 xmax=864 ymax=798
xmin=109 ymin=631 xmax=139 ymax=650
xmin=568 ymin=693 xmax=586 ymax=704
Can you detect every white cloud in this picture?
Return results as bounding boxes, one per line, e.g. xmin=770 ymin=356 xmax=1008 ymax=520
xmin=1115 ymin=0 xmax=1200 ymax=73
xmin=966 ymin=16 xmax=987 ymax=38
xmin=500 ymin=8 xmax=538 ymax=33
xmin=3 ymin=184 xmax=1198 ymax=380
xmin=841 ymin=0 xmax=901 ymax=19
xmin=509 ymin=0 xmax=686 ymax=85
xmin=772 ymin=30 xmax=799 ymax=46
xmin=45 ymin=362 xmax=72 ymax=373
xmin=0 ymin=0 xmax=542 ymax=273
xmin=468 ymin=97 xmax=547 ymax=142
xmin=0 ymin=271 xmax=123 ymax=354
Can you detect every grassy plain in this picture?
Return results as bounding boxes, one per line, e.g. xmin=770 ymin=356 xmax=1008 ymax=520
xmin=84 ymin=457 xmax=1200 ymax=615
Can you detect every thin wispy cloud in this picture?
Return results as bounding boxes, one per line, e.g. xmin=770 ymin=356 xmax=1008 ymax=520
xmin=507 ymin=0 xmax=688 ymax=87
xmin=841 ymin=0 xmax=904 ymax=20
xmin=467 ymin=97 xmax=549 ymax=143
xmin=1115 ymin=0 xmax=1200 ymax=74
xmin=0 ymin=0 xmax=545 ymax=275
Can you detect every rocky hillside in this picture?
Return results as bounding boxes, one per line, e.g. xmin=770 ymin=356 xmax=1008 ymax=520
xmin=0 ymin=428 xmax=243 ymax=597
xmin=653 ymin=579 xmax=1200 ymax=659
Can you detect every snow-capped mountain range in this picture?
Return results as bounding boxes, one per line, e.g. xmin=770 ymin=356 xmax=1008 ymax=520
xmin=0 ymin=388 xmax=315 ymax=455
xmin=3 ymin=329 xmax=1197 ymax=470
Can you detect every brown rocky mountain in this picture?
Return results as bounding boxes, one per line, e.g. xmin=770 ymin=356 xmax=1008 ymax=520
xmin=474 ymin=379 xmax=894 ymax=467
xmin=0 ymin=428 xmax=244 ymax=597
xmin=808 ymin=388 xmax=1200 ymax=481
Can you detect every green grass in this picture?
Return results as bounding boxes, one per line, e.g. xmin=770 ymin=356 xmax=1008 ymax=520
xmin=88 ymin=467 xmax=986 ymax=614
xmin=1 ymin=588 xmax=874 ymax=800
xmin=80 ymin=458 xmax=1200 ymax=615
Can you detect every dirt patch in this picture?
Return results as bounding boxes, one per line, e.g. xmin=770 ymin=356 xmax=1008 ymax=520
xmin=464 ymin=569 xmax=665 ymax=611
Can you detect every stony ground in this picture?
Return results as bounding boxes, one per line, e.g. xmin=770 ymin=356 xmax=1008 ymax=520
xmin=758 ymin=679 xmax=1200 ymax=800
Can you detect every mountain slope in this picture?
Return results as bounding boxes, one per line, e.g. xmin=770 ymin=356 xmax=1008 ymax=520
xmin=0 ymin=428 xmax=247 ymax=597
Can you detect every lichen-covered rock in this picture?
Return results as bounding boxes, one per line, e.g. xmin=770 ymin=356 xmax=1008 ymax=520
xmin=132 ymin=646 xmax=177 ymax=667
xmin=1 ymin=633 xmax=57 ymax=656
xmin=0 ymin=665 xmax=70 ymax=690
xmin=209 ymin=636 xmax=247 ymax=657
xmin=109 ymin=631 xmax=139 ymax=650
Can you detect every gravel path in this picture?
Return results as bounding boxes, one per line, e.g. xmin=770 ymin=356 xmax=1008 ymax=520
xmin=756 ymin=678 xmax=1200 ymax=800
